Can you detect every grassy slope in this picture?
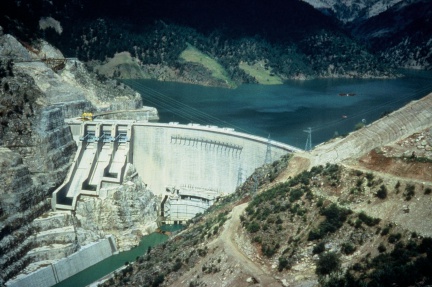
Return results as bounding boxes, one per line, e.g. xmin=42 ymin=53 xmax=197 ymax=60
xmin=239 ymin=60 xmax=283 ymax=85
xmin=95 ymin=52 xmax=148 ymax=79
xmin=179 ymin=44 xmax=236 ymax=88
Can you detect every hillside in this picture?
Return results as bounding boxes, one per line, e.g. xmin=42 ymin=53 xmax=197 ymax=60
xmin=301 ymin=0 xmax=403 ymax=23
xmin=98 ymin=92 xmax=432 ymax=287
xmin=0 ymin=31 xmax=159 ymax=286
xmin=303 ymin=0 xmax=432 ymax=70
xmin=351 ymin=0 xmax=432 ymax=70
xmin=0 ymin=0 xmax=397 ymax=87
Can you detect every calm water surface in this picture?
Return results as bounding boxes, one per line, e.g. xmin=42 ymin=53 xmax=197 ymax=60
xmin=124 ymin=70 xmax=432 ymax=148
xmin=54 ymin=225 xmax=182 ymax=287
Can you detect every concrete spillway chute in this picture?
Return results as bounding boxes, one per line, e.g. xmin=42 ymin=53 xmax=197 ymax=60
xmin=52 ymin=121 xmax=132 ymax=211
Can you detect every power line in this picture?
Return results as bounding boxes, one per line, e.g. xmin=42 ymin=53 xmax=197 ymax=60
xmin=124 ymin=80 xmax=254 ymax=134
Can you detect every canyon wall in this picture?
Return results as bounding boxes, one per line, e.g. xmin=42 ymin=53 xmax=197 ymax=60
xmin=0 ymin=30 xmax=158 ymax=285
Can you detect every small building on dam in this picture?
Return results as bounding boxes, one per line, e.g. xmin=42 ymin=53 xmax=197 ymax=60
xmin=52 ymin=119 xmax=301 ymax=223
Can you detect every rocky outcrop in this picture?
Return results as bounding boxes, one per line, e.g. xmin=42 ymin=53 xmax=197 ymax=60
xmin=0 ymin=35 xmax=78 ymax=283
xmin=301 ymin=0 xmax=403 ymax=23
xmin=75 ymin=164 xmax=159 ymax=251
xmin=0 ymin=30 xmax=159 ymax=285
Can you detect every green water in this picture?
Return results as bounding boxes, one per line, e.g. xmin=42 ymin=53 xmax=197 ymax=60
xmin=53 ymin=225 xmax=183 ymax=287
xmin=124 ymin=70 xmax=432 ymax=148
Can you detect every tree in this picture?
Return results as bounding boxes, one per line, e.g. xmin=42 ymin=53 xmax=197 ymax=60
xmin=316 ymin=252 xmax=341 ymax=276
xmin=376 ymin=184 xmax=388 ymax=199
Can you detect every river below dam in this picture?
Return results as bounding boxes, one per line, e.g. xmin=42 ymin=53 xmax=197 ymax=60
xmin=124 ymin=69 xmax=432 ymax=148
xmin=53 ymin=225 xmax=182 ymax=287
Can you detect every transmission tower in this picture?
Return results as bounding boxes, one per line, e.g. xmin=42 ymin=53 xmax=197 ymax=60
xmin=304 ymin=127 xmax=312 ymax=151
xmin=265 ymin=134 xmax=272 ymax=164
xmin=252 ymin=175 xmax=259 ymax=197
xmin=237 ymin=166 xmax=243 ymax=187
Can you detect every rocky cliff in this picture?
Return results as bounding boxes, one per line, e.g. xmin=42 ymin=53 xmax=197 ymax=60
xmin=0 ymin=29 xmax=159 ymax=285
xmin=301 ymin=0 xmax=403 ymax=23
xmin=74 ymin=165 xmax=158 ymax=252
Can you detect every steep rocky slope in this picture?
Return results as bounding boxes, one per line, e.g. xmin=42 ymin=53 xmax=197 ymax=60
xmin=352 ymin=0 xmax=432 ymax=70
xmin=0 ymin=30 xmax=158 ymax=285
xmin=301 ymin=0 xmax=403 ymax=23
xmin=304 ymin=0 xmax=432 ymax=70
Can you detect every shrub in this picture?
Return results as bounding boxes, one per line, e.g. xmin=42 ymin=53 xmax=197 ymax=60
xmin=358 ymin=212 xmax=380 ymax=226
xmin=172 ymin=260 xmax=182 ymax=272
xmin=313 ymin=241 xmax=326 ymax=254
xmin=278 ymin=257 xmax=292 ymax=271
xmin=276 ymin=216 xmax=283 ymax=224
xmin=378 ymin=243 xmax=387 ymax=253
xmin=376 ymin=185 xmax=388 ymax=199
xmin=152 ymin=273 xmax=165 ymax=287
xmin=290 ymin=188 xmax=304 ymax=202
xmin=388 ymin=233 xmax=402 ymax=244
xmin=341 ymin=242 xmax=356 ymax=255
xmin=404 ymin=184 xmax=415 ymax=200
xmin=247 ymin=221 xmax=260 ymax=233
xmin=316 ymin=252 xmax=341 ymax=276
xmin=253 ymin=236 xmax=262 ymax=243
xmin=262 ymin=244 xmax=277 ymax=258
xmin=424 ymin=187 xmax=432 ymax=195
xmin=395 ymin=181 xmax=401 ymax=189
xmin=308 ymin=203 xmax=351 ymax=240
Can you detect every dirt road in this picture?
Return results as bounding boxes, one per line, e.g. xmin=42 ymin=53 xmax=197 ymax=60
xmin=218 ymin=203 xmax=282 ymax=287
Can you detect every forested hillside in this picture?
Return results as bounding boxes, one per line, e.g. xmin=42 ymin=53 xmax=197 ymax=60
xmin=0 ymin=0 xmax=396 ymax=86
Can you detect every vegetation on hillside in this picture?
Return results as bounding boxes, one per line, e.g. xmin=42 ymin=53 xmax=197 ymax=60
xmin=54 ymin=20 xmax=393 ymax=84
xmin=98 ymin=154 xmax=292 ymax=286
xmin=97 ymin=154 xmax=432 ymax=286
xmin=241 ymin=163 xmax=432 ymax=286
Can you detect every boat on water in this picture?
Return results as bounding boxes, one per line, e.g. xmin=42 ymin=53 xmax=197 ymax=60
xmin=339 ymin=93 xmax=356 ymax=96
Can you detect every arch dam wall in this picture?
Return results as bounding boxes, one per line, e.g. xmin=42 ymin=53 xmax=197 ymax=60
xmin=131 ymin=122 xmax=301 ymax=196
xmin=57 ymin=119 xmax=301 ymax=209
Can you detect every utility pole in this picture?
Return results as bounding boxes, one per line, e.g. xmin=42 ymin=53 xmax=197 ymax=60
xmin=304 ymin=127 xmax=312 ymax=151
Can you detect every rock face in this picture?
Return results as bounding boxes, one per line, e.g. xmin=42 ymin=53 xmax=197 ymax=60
xmin=0 ymin=33 xmax=78 ymax=284
xmin=0 ymin=30 xmax=159 ymax=285
xmin=301 ymin=0 xmax=403 ymax=23
xmin=75 ymin=165 xmax=159 ymax=251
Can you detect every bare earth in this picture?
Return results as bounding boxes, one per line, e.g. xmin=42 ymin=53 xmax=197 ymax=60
xmin=174 ymin=203 xmax=282 ymax=287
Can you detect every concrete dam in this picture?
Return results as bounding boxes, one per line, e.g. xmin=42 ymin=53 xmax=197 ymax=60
xmin=52 ymin=119 xmax=301 ymax=222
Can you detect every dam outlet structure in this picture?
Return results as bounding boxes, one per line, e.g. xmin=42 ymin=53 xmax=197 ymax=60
xmin=52 ymin=119 xmax=301 ymax=223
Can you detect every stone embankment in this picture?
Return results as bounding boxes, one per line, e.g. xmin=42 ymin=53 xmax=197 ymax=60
xmin=310 ymin=92 xmax=432 ymax=165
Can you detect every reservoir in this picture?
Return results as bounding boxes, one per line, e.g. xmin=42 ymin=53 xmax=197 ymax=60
xmin=124 ymin=70 xmax=432 ymax=148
